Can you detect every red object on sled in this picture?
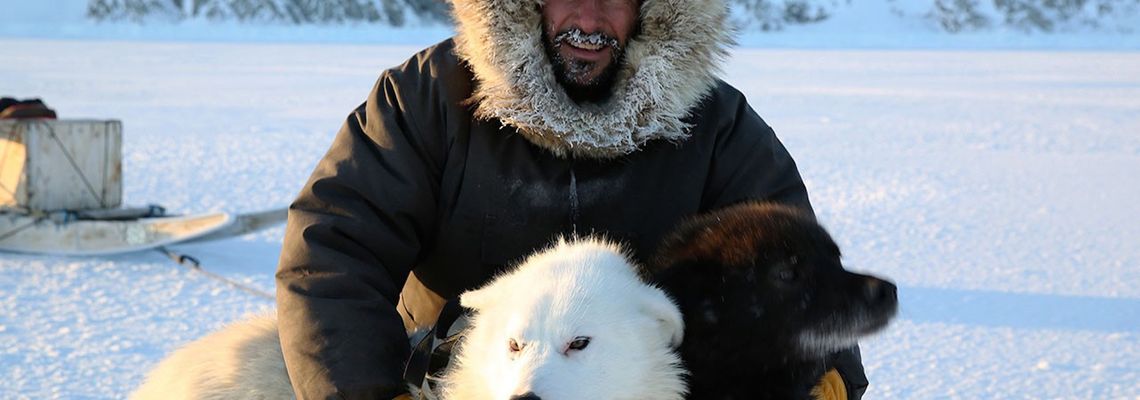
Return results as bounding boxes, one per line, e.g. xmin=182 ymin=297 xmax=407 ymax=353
xmin=0 ymin=97 xmax=57 ymax=119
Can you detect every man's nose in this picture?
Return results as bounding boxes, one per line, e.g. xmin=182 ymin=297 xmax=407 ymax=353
xmin=574 ymin=0 xmax=605 ymax=33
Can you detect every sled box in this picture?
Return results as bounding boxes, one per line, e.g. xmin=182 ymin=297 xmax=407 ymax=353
xmin=0 ymin=119 xmax=122 ymax=212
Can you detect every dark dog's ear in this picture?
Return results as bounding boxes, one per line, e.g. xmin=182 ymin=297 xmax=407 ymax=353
xmin=651 ymin=223 xmax=702 ymax=272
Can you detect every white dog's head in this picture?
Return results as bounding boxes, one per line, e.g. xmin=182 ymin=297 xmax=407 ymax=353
xmin=441 ymin=238 xmax=686 ymax=400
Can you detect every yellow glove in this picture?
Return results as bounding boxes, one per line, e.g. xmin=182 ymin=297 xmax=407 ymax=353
xmin=811 ymin=368 xmax=848 ymax=400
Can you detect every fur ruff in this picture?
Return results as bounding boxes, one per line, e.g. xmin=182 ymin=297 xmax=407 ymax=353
xmin=450 ymin=0 xmax=735 ymax=159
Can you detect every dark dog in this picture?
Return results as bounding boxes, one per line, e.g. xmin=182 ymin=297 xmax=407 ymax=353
xmin=649 ymin=202 xmax=898 ymax=399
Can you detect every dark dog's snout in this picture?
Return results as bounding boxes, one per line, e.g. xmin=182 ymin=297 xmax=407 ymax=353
xmin=510 ymin=393 xmax=542 ymax=400
xmin=863 ymin=277 xmax=897 ymax=305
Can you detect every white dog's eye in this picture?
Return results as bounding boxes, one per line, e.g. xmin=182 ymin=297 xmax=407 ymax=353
xmin=509 ymin=338 xmax=523 ymax=353
xmin=567 ymin=336 xmax=591 ymax=352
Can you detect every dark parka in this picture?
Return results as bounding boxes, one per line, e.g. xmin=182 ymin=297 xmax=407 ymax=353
xmin=276 ymin=1 xmax=867 ymax=399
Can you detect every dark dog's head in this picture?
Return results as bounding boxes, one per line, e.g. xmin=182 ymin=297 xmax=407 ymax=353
xmin=650 ymin=202 xmax=897 ymax=361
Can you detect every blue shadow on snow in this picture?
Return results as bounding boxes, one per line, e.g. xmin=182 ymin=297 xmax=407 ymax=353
xmin=900 ymin=286 xmax=1140 ymax=333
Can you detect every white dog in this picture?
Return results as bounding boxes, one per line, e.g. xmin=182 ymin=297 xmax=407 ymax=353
xmin=131 ymin=238 xmax=685 ymax=400
xmin=440 ymin=238 xmax=686 ymax=400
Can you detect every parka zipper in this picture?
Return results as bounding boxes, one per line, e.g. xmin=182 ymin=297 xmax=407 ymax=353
xmin=568 ymin=157 xmax=580 ymax=236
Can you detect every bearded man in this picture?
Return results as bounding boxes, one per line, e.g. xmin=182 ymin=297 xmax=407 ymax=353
xmin=275 ymin=0 xmax=869 ymax=399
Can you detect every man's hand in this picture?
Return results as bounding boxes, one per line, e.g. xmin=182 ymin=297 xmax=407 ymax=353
xmin=393 ymin=394 xmax=415 ymax=400
xmin=812 ymin=368 xmax=848 ymax=400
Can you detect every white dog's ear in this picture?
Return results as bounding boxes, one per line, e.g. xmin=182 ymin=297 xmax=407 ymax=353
xmin=639 ymin=286 xmax=685 ymax=348
xmin=458 ymin=275 xmax=513 ymax=314
xmin=459 ymin=284 xmax=501 ymax=311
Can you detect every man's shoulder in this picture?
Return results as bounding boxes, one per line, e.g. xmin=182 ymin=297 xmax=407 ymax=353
xmin=388 ymin=38 xmax=465 ymax=79
xmin=413 ymin=38 xmax=461 ymax=67
xmin=379 ymin=38 xmax=473 ymax=103
xmin=702 ymin=79 xmax=748 ymax=108
xmin=687 ymin=79 xmax=760 ymax=125
xmin=682 ymin=80 xmax=749 ymax=129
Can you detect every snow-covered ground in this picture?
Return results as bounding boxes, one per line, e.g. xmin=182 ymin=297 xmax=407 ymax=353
xmin=2 ymin=14 xmax=1140 ymax=400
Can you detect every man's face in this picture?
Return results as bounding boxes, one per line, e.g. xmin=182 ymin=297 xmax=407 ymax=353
xmin=542 ymin=0 xmax=639 ymax=103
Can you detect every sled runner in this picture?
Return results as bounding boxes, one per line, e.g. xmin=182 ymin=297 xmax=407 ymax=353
xmin=0 ymin=209 xmax=229 ymax=256
xmin=0 ymin=207 xmax=287 ymax=256
xmin=181 ymin=207 xmax=287 ymax=244
xmin=1 ymin=118 xmax=288 ymax=256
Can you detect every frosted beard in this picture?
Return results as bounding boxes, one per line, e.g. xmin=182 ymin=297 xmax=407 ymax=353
xmin=542 ymin=27 xmax=626 ymax=104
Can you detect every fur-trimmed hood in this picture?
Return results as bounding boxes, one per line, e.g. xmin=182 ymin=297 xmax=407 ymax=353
xmin=450 ymin=0 xmax=735 ymax=159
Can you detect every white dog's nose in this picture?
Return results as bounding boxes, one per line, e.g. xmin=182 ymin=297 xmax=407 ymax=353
xmin=510 ymin=392 xmax=541 ymax=400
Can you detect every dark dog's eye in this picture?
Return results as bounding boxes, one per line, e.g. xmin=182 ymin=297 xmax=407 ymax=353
xmin=509 ymin=338 xmax=522 ymax=352
xmin=567 ymin=336 xmax=591 ymax=352
xmin=776 ymin=267 xmax=798 ymax=282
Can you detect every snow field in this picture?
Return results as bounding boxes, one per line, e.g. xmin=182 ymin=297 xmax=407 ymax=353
xmin=0 ymin=39 xmax=1138 ymax=398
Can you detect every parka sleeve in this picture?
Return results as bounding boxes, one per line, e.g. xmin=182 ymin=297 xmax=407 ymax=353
xmin=275 ymin=62 xmax=448 ymax=399
xmin=703 ymin=85 xmax=870 ymax=399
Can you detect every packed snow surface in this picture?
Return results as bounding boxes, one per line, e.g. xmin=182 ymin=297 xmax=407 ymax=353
xmin=1 ymin=37 xmax=1138 ymax=400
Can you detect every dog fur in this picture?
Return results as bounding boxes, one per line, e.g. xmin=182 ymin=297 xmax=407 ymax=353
xmin=132 ymin=238 xmax=685 ymax=400
xmin=649 ymin=202 xmax=898 ymax=399
xmin=440 ymin=238 xmax=686 ymax=400
xmin=130 ymin=314 xmax=293 ymax=400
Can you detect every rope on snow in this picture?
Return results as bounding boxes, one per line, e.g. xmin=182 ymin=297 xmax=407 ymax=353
xmin=157 ymin=246 xmax=275 ymax=301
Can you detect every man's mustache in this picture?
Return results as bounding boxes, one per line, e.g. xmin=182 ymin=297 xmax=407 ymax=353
xmin=552 ymin=28 xmax=622 ymax=53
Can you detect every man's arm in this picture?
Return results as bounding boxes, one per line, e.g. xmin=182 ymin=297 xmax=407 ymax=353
xmin=276 ymin=65 xmax=448 ymax=399
xmin=833 ymin=346 xmax=869 ymax=398
xmin=702 ymin=84 xmax=868 ymax=400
